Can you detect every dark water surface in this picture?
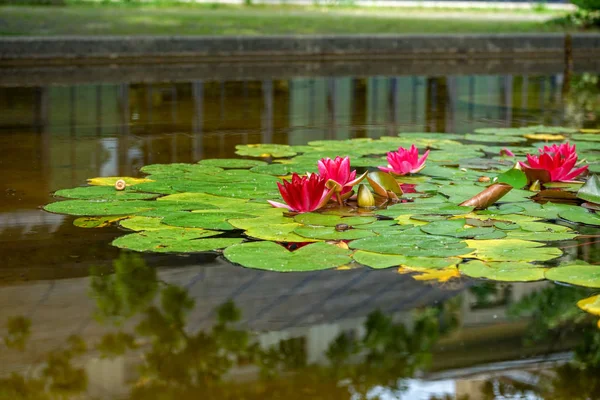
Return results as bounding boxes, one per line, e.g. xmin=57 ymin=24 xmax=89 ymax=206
xmin=1 ymin=67 xmax=600 ymax=399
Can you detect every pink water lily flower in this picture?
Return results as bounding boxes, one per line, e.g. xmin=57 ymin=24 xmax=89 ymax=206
xmin=519 ymin=142 xmax=588 ymax=183
xmin=379 ymin=145 xmax=430 ymax=176
xmin=318 ymin=156 xmax=367 ymax=203
xmin=500 ymin=148 xmax=515 ymax=157
xmin=268 ymin=173 xmax=333 ymax=213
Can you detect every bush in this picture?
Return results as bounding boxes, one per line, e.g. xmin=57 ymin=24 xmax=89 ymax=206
xmin=570 ymin=0 xmax=600 ymax=11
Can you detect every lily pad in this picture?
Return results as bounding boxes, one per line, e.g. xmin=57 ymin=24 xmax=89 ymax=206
xmin=421 ymin=219 xmax=506 ymax=240
xmin=545 ymin=262 xmax=600 ymax=288
xmin=198 ymin=159 xmax=268 ymax=169
xmin=44 ymin=200 xmax=155 ymax=216
xmin=577 ymin=174 xmax=600 ymax=205
xmin=73 ymin=216 xmax=128 ymax=228
xmin=352 ymin=250 xmax=460 ymax=270
xmin=87 ymin=177 xmax=153 ymax=186
xmin=224 ymin=241 xmax=352 ymax=272
xmin=496 ymin=169 xmax=527 ymax=189
xmin=161 ymin=211 xmax=256 ymax=231
xmin=577 ymin=294 xmax=600 ymax=316
xmin=235 ymin=144 xmax=297 ymax=158
xmin=558 ymin=207 xmax=600 ymax=226
xmin=463 ymin=239 xmax=562 ymax=262
xmin=293 ymin=213 xmax=376 ymax=227
xmin=350 ymin=234 xmax=473 ymax=257
xmin=54 ymin=186 xmax=158 ymax=200
xmin=293 ymin=226 xmax=375 ymax=240
xmin=459 ymin=260 xmax=546 ymax=281
xmin=112 ymin=230 xmax=238 ymax=253
xmin=140 ymin=163 xmax=223 ymax=176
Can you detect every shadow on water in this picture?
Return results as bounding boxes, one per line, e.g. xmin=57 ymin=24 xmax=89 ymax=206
xmin=1 ymin=253 xmax=600 ymax=399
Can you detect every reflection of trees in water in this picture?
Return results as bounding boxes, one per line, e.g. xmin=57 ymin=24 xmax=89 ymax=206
xmin=564 ymin=73 xmax=600 ymax=128
xmin=1 ymin=253 xmax=454 ymax=399
xmin=480 ymin=283 xmax=600 ymax=399
xmin=4 ymin=254 xmax=600 ymax=399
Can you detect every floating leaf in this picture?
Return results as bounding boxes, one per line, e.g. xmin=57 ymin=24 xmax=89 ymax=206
xmin=559 ymin=207 xmax=600 ymax=226
xmin=545 ymin=262 xmax=600 ymax=288
xmin=235 ymin=144 xmax=297 ymax=158
xmin=353 ymin=250 xmax=460 ymax=270
xmin=496 ymin=169 xmax=527 ymax=189
xmin=376 ymin=203 xmax=472 ymax=218
xmin=293 ymin=213 xmax=376 ymax=227
xmin=463 ymin=239 xmax=562 ymax=262
xmin=465 ymin=134 xmax=527 ymax=144
xmin=366 ymin=171 xmax=403 ymax=197
xmin=44 ymin=200 xmax=155 ymax=216
xmin=54 ymin=186 xmax=158 ymax=200
xmin=140 ymin=163 xmax=223 ymax=175
xmin=578 ymin=295 xmax=600 ymax=317
xmin=577 ymin=174 xmax=600 ymax=205
xmin=198 ymin=159 xmax=267 ymax=169
xmin=459 ymin=260 xmax=546 ymax=281
xmin=523 ymin=133 xmax=565 ymax=141
xmin=87 ymin=177 xmax=153 ymax=186
xmin=350 ymin=234 xmax=473 ymax=257
xmin=112 ymin=230 xmax=238 ymax=253
xmin=406 ymin=267 xmax=461 ymax=282
xmin=162 ymin=211 xmax=256 ymax=231
xmin=74 ymin=216 xmax=128 ymax=228
xmin=421 ymin=219 xmax=506 ymax=239
xmin=224 ymin=241 xmax=352 ymax=272
xmin=293 ymin=226 xmax=375 ymax=240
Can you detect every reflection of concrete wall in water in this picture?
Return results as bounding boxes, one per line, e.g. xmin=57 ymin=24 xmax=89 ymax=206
xmin=46 ymin=85 xmax=121 ymax=189
xmin=288 ymin=78 xmax=352 ymax=144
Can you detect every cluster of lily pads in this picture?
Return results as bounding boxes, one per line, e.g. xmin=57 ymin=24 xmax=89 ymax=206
xmin=44 ymin=126 xmax=600 ymax=325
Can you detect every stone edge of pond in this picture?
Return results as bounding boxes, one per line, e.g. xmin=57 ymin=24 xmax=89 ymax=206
xmin=1 ymin=34 xmax=600 ymax=64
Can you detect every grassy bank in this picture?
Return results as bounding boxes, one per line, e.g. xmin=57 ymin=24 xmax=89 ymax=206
xmin=0 ymin=4 xmax=574 ymax=36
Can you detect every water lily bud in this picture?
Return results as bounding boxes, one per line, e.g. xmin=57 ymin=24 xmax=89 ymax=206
xmin=514 ymin=162 xmax=522 ymax=171
xmin=357 ymin=184 xmax=375 ymax=207
xmin=529 ymin=180 xmax=541 ymax=192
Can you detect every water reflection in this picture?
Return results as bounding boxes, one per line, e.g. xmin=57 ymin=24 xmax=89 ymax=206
xmin=2 ymin=253 xmax=600 ymax=399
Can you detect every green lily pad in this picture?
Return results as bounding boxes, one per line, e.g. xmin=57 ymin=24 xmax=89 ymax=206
xmin=463 ymin=239 xmax=562 ymax=262
xmin=198 ymin=159 xmax=267 ymax=169
xmin=224 ymin=241 xmax=352 ymax=272
xmin=376 ymin=203 xmax=472 ymax=218
xmin=577 ymin=174 xmax=600 ymax=205
xmin=44 ymin=200 xmax=155 ymax=216
xmin=140 ymin=163 xmax=223 ymax=175
xmin=235 ymin=144 xmax=297 ymax=158
xmin=459 ymin=260 xmax=546 ymax=281
xmin=161 ymin=211 xmax=256 ymax=231
xmin=73 ymin=216 xmax=128 ymax=228
xmin=350 ymin=234 xmax=473 ymax=257
xmin=421 ymin=219 xmax=506 ymax=240
xmin=545 ymin=262 xmax=600 ymax=288
xmin=558 ymin=207 xmax=600 ymax=226
xmin=544 ymin=181 xmax=584 ymax=191
xmin=293 ymin=213 xmax=376 ymax=227
xmin=250 ymin=163 xmax=316 ymax=176
xmin=505 ymin=230 xmax=578 ymax=241
xmin=54 ymin=186 xmax=158 ymax=200
xmin=119 ymin=216 xmax=174 ymax=232
xmin=352 ymin=250 xmax=460 ymax=269
xmin=496 ymin=169 xmax=527 ymax=189
xmin=112 ymin=230 xmax=238 ymax=253
xmin=293 ymin=226 xmax=375 ymax=240
xmin=464 ymin=134 xmax=527 ymax=144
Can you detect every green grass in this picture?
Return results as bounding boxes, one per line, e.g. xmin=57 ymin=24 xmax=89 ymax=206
xmin=0 ymin=5 xmax=573 ymax=36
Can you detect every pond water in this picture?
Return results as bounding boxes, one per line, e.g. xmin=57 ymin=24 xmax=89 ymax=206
xmin=1 ymin=70 xmax=600 ymax=399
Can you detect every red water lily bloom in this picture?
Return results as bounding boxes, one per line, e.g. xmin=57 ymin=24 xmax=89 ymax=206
xmin=318 ymin=156 xmax=367 ymax=202
xmin=519 ymin=142 xmax=588 ymax=182
xmin=379 ymin=145 xmax=430 ymax=176
xmin=268 ymin=173 xmax=333 ymax=213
